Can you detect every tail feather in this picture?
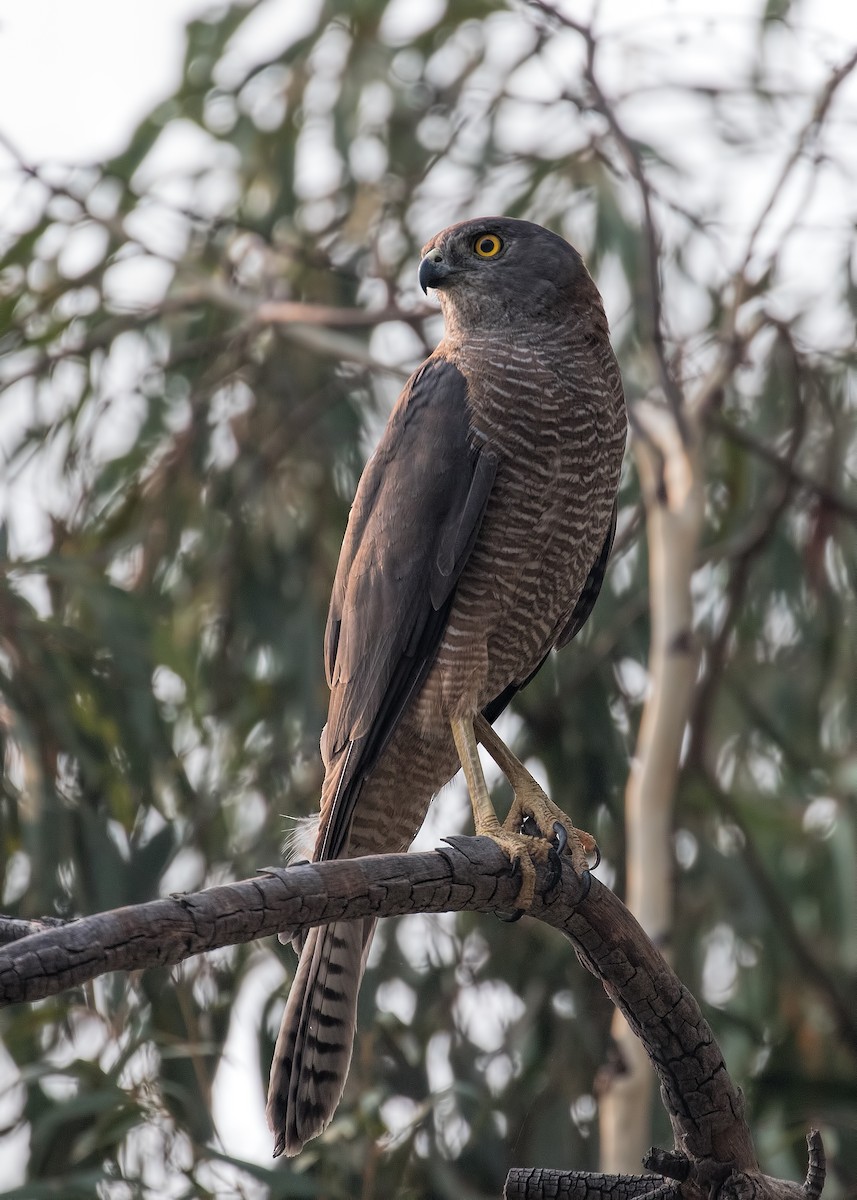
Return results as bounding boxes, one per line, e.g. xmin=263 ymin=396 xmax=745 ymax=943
xmin=267 ymin=917 xmax=376 ymax=1157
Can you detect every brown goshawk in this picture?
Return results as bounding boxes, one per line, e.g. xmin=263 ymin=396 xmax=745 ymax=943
xmin=267 ymin=217 xmax=627 ymax=1157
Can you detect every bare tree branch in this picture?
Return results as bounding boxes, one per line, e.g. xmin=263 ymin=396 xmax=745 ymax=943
xmin=0 ymin=839 xmax=527 ymax=1004
xmin=503 ymin=1169 xmax=680 ymax=1199
xmin=254 ymin=299 xmax=434 ymax=329
xmin=0 ymin=291 xmax=426 ymax=393
xmin=736 ymin=46 xmax=857 ymax=285
xmin=528 ymin=2 xmax=686 ymax=438
xmin=702 ymin=773 xmax=857 ymax=1064
xmin=0 ymin=836 xmax=823 ymax=1199
xmin=704 ymin=411 xmax=857 ymax=525
xmin=0 ymin=915 xmax=67 ymax=946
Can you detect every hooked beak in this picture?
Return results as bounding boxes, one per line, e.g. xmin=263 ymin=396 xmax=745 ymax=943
xmin=418 ymin=247 xmax=454 ymax=294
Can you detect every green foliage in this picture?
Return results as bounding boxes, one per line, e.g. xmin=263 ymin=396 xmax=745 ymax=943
xmin=1 ymin=0 xmax=856 ymax=1195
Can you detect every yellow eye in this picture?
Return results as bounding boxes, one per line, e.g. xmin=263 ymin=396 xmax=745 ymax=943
xmin=474 ymin=233 xmax=503 ymax=258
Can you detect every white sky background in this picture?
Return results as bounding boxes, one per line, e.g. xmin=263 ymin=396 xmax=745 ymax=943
xmin=0 ymin=1 xmax=206 ymax=161
xmin=0 ymin=0 xmax=856 ymax=1190
xmin=1 ymin=0 xmax=855 ymax=556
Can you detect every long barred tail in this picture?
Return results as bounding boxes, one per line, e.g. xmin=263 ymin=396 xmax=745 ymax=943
xmin=267 ymin=916 xmax=376 ymax=1157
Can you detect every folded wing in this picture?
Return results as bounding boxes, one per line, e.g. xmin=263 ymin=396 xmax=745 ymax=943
xmin=317 ymin=355 xmax=497 ymax=861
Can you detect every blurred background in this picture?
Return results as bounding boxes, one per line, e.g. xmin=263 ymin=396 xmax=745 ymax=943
xmin=0 ymin=0 xmax=856 ymax=1196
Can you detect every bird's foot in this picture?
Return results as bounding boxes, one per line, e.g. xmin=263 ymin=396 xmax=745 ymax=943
xmin=478 ymin=807 xmax=595 ymax=914
xmin=503 ymin=783 xmax=597 ymax=891
xmin=472 ymin=714 xmax=598 ymax=895
xmin=474 ymin=826 xmax=547 ymax=911
xmin=453 ymin=713 xmax=596 ymax=913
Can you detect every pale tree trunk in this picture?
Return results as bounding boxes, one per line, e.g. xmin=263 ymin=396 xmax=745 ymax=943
xmin=598 ymin=401 xmax=704 ymax=1173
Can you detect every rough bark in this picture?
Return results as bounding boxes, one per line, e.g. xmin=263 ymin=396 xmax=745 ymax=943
xmin=0 ymin=837 xmax=823 ymax=1199
xmin=503 ymin=1170 xmax=680 ymax=1200
xmin=0 ymin=838 xmax=529 ymax=1003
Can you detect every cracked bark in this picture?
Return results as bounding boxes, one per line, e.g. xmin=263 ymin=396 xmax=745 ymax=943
xmin=0 ymin=836 xmax=823 ymax=1199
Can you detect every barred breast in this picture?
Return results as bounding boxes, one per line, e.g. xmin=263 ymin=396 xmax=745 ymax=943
xmin=346 ymin=321 xmax=626 ymax=858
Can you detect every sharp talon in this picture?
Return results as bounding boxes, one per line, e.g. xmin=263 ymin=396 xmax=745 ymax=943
xmin=497 ymin=906 xmax=525 ymax=923
xmin=589 ymin=844 xmax=601 ymax=870
xmin=552 ymin=821 xmax=568 ymax=855
xmin=579 ymin=869 xmax=593 ymax=901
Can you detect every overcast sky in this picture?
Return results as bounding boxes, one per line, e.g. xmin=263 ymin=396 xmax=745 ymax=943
xmin=0 ymin=0 xmax=854 ymax=163
xmin=0 ymin=0 xmax=212 ymax=162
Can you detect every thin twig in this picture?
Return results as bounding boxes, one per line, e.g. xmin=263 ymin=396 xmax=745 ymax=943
xmin=705 ymin=412 xmax=857 ymax=525
xmin=736 ymin=46 xmax=857 ymax=284
xmin=0 ymin=290 xmax=424 ymax=393
xmin=703 ymin=771 xmax=857 ymax=1063
xmin=528 ymin=2 xmax=687 ymax=438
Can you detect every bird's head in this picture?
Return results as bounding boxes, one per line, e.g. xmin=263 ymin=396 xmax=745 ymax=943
xmin=418 ymin=217 xmax=603 ymax=334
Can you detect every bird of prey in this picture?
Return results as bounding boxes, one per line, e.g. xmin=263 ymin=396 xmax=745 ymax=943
xmin=267 ymin=217 xmax=627 ymax=1157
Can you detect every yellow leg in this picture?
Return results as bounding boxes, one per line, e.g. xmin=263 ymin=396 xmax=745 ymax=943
xmin=474 ymin=714 xmax=596 ymax=877
xmin=451 ymin=714 xmax=503 ymax=838
xmin=452 ymin=714 xmax=562 ymax=909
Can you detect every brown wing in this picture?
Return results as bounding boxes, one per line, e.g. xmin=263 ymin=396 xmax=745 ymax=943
xmin=481 ymin=499 xmax=617 ymax=724
xmin=318 ymin=355 xmax=497 ymax=860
